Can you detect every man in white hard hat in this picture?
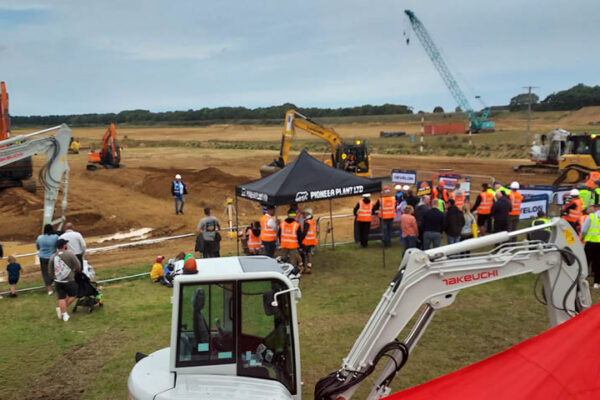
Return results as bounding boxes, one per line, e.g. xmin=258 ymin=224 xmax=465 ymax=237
xmin=354 ymin=193 xmax=373 ymax=248
xmin=562 ymin=188 xmax=583 ymax=231
xmin=508 ymin=181 xmax=523 ymax=232
xmin=171 ymin=174 xmax=188 ymax=215
xmin=394 ymin=184 xmax=404 ymax=204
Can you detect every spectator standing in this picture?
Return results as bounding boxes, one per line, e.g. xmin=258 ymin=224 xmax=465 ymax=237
xmin=562 ymin=189 xmax=583 ymax=231
xmin=278 ymin=209 xmax=305 ymax=269
xmin=260 ymin=205 xmax=278 ymax=258
xmin=471 ymin=183 xmax=494 ymax=235
xmin=36 ymin=224 xmax=58 ymax=295
xmin=59 ymin=223 xmax=86 ymax=266
xmin=444 ymin=199 xmax=465 ymax=244
xmin=372 ymin=186 xmax=396 ymax=247
xmin=197 ymin=208 xmax=221 ymax=258
xmin=245 ymin=222 xmax=262 ymax=255
xmin=400 ymin=205 xmax=418 ymax=255
xmin=508 ymin=181 xmax=523 ymax=232
xmin=171 ymin=174 xmax=188 ymax=215
xmin=461 ymin=204 xmax=476 ymax=241
xmin=405 ymin=189 xmax=419 ymax=209
xmin=394 ymin=185 xmax=404 ymax=204
xmin=6 ymin=255 xmax=21 ymax=298
xmin=491 ymin=191 xmax=511 ymax=233
xmin=414 ymin=195 xmax=430 ymax=249
xmin=48 ymin=239 xmax=81 ymax=322
xmin=582 ymin=204 xmax=600 ymax=288
xmin=300 ymin=208 xmax=318 ymax=274
xmin=354 ymin=193 xmax=373 ymax=248
xmin=422 ymin=199 xmax=445 ymax=249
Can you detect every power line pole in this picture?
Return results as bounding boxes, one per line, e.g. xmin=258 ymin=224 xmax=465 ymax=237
xmin=523 ymin=86 xmax=539 ymax=146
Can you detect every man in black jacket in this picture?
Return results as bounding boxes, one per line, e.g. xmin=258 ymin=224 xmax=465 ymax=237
xmin=422 ymin=199 xmax=445 ymax=249
xmin=491 ymin=191 xmax=511 ymax=233
xmin=444 ymin=199 xmax=465 ymax=244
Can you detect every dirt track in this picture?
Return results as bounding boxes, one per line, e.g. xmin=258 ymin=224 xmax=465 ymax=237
xmin=0 ymin=130 xmax=558 ymax=279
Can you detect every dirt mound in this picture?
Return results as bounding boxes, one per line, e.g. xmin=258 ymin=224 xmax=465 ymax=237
xmin=558 ymin=106 xmax=600 ymax=126
xmin=0 ymin=187 xmax=43 ymax=215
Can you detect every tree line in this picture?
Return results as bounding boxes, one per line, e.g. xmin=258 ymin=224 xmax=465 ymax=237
xmin=510 ymin=83 xmax=600 ymax=111
xmin=12 ymin=103 xmax=413 ymax=127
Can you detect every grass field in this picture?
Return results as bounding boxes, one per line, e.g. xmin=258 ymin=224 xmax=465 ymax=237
xmin=2 ymin=243 xmax=597 ymax=399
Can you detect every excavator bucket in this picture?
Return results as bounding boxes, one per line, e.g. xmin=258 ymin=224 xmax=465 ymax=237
xmin=259 ymin=164 xmax=281 ymax=177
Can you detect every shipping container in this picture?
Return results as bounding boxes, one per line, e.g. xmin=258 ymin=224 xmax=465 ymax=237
xmin=423 ymin=123 xmax=465 ymax=135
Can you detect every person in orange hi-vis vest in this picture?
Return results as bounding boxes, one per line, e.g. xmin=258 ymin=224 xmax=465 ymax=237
xmin=470 ymin=183 xmax=494 ymax=235
xmin=260 ymin=205 xmax=278 ymax=258
xmin=372 ymin=186 xmax=396 ymax=247
xmin=562 ymin=188 xmax=584 ymax=231
xmin=508 ymin=181 xmax=523 ymax=233
xmin=354 ymin=193 xmax=374 ymax=248
xmin=245 ymin=221 xmax=262 ymax=255
xmin=300 ymin=208 xmax=318 ymax=274
xmin=453 ymin=188 xmax=466 ymax=210
xmin=278 ymin=208 xmax=305 ymax=269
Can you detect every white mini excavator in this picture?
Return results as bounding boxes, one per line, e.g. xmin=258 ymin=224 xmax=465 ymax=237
xmin=128 ymin=218 xmax=591 ymax=400
xmin=0 ymin=124 xmax=72 ymax=231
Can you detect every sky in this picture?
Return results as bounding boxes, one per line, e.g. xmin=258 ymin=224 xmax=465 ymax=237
xmin=0 ymin=0 xmax=598 ymax=116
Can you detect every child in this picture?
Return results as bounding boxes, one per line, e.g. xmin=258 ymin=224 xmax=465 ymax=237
xmin=6 ymin=255 xmax=21 ymax=298
xmin=150 ymin=256 xmax=165 ymax=283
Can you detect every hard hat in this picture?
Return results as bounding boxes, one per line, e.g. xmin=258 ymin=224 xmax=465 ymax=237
xmin=383 ymin=185 xmax=390 ymax=191
xmin=510 ymin=181 xmax=519 ymax=190
xmin=156 ymin=255 xmax=164 ymax=263
xmin=394 ymin=185 xmax=402 ymax=190
xmin=402 ymin=185 xmax=410 ymax=191
xmin=570 ymin=188 xmax=580 ymax=196
xmin=288 ymin=208 xmax=297 ymax=216
xmin=304 ymin=207 xmax=313 ymax=214
xmin=363 ymin=193 xmax=371 ymax=198
xmin=175 ymin=174 xmax=182 ymax=179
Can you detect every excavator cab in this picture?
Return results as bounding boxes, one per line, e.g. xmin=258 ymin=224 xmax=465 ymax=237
xmin=553 ymin=134 xmax=600 ymax=186
xmin=336 ymin=140 xmax=370 ymax=177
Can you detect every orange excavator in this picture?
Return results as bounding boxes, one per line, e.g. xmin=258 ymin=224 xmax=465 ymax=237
xmin=86 ymin=122 xmax=122 ymax=170
xmin=0 ymin=81 xmax=36 ymax=192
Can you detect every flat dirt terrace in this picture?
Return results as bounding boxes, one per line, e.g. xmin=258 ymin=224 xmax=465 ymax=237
xmin=7 ymin=105 xmax=596 ymax=278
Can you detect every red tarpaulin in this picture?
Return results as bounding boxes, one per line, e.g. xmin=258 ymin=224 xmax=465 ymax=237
xmin=386 ymin=303 xmax=600 ymax=400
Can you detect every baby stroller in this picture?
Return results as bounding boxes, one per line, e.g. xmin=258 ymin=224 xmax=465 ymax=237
xmin=72 ymin=271 xmax=103 ymax=313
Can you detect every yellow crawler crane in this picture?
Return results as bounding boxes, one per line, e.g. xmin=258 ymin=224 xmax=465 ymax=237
xmin=260 ymin=110 xmax=371 ymax=177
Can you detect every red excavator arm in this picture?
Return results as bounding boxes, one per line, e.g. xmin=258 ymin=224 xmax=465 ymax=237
xmin=87 ymin=122 xmax=121 ymax=170
xmin=0 ymin=81 xmax=10 ymax=141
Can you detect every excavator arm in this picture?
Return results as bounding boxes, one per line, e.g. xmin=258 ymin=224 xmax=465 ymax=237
xmin=0 ymin=124 xmax=72 ymax=230
xmin=0 ymin=81 xmax=9 ymax=141
xmin=315 ymin=218 xmax=591 ymax=399
xmin=260 ymin=110 xmax=343 ymax=176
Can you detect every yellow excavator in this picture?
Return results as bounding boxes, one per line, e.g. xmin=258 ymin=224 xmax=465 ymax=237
xmin=514 ymin=129 xmax=600 ymax=186
xmin=259 ymin=109 xmax=371 ymax=177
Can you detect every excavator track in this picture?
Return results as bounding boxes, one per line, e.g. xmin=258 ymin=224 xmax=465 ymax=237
xmin=553 ymin=165 xmax=598 ymax=187
xmin=513 ymin=163 xmax=558 ymax=174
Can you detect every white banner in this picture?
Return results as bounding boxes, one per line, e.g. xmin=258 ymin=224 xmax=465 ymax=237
xmin=520 ymin=195 xmax=548 ymax=220
xmin=391 ymin=169 xmax=417 ymax=184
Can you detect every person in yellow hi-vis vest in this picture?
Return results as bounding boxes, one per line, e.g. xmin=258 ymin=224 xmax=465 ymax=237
xmin=581 ymin=204 xmax=600 ymax=289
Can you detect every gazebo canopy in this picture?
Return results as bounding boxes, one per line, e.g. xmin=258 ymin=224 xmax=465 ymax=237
xmin=235 ymin=150 xmax=381 ymax=206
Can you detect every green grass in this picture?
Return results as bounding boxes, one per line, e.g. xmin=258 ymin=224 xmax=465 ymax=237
xmin=1 ymin=246 xmax=598 ymax=399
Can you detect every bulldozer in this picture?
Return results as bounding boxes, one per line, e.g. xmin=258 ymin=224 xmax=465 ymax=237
xmin=87 ymin=122 xmax=122 ymax=170
xmin=260 ymin=110 xmax=371 ymax=178
xmin=514 ymin=129 xmax=600 ymax=187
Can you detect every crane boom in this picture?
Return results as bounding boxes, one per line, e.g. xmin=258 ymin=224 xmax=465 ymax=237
xmin=404 ymin=10 xmax=494 ymax=132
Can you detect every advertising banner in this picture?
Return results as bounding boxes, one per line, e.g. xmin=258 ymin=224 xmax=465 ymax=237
xmin=520 ymin=194 xmax=548 ymax=220
xmin=391 ymin=169 xmax=417 ymax=185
